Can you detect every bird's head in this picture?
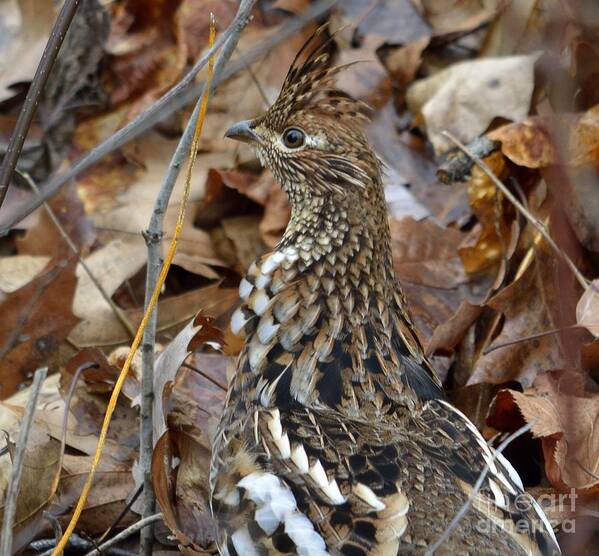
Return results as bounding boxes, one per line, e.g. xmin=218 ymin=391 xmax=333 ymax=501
xmin=225 ymin=27 xmax=382 ymax=206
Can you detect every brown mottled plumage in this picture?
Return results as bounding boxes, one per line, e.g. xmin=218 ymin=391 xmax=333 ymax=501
xmin=210 ymin=28 xmax=560 ymax=556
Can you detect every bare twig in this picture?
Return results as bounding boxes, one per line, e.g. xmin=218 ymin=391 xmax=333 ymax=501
xmin=483 ymin=324 xmax=585 ymax=355
xmin=0 ymin=366 xmax=48 ymax=555
xmin=0 ymin=0 xmax=81 ymax=209
xmin=139 ymin=5 xmax=251 ymax=552
xmin=425 ymin=422 xmax=533 ymax=555
xmin=97 ymin=485 xmax=143 ymax=544
xmin=0 ymin=0 xmax=337 ymax=234
xmin=182 ymin=361 xmax=228 ymax=391
xmin=17 ymin=171 xmax=136 ymax=338
xmin=31 ymin=534 xmax=135 ymax=556
xmin=42 ymin=512 xmax=63 ymax=547
xmin=60 ymin=362 xmax=100 ymax=461
xmin=442 ymin=131 xmax=590 ymax=290
xmin=240 ymin=55 xmax=272 ymax=107
xmin=575 ymin=460 xmax=599 ymax=482
xmin=83 ymin=514 xmax=164 ymax=556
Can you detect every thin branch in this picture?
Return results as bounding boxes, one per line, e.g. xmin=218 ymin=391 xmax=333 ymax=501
xmin=425 ymin=422 xmax=533 ymax=555
xmin=42 ymin=512 xmax=62 ymax=547
xmin=0 ymin=0 xmax=338 ymax=234
xmin=96 ymin=485 xmax=143 ymax=544
xmin=17 ymin=170 xmax=136 ymax=338
xmin=31 ymin=534 xmax=135 ymax=556
xmin=239 ymin=55 xmax=272 ymax=107
xmin=575 ymin=460 xmax=599 ymax=482
xmin=0 ymin=367 xmax=48 ymax=555
xmin=442 ymin=131 xmax=590 ymax=290
xmin=0 ymin=0 xmax=81 ymax=209
xmin=83 ymin=514 xmax=164 ymax=556
xmin=139 ymin=7 xmax=237 ymax=553
xmin=60 ymin=362 xmax=99 ymax=462
xmin=182 ymin=361 xmax=228 ymax=391
xmin=483 ymin=324 xmax=585 ymax=355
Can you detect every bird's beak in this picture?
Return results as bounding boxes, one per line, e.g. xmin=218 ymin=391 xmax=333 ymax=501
xmin=225 ymin=119 xmax=261 ymax=144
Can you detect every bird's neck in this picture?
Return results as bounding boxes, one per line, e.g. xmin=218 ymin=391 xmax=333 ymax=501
xmin=280 ymin=185 xmax=395 ymax=286
xmin=229 ymin=177 xmax=442 ymax=416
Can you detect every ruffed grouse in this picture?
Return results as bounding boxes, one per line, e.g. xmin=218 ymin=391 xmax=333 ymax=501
xmin=210 ymin=28 xmax=561 ymax=556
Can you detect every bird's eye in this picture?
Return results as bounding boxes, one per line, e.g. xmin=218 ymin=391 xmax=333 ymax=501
xmin=282 ymin=128 xmax=305 ymax=149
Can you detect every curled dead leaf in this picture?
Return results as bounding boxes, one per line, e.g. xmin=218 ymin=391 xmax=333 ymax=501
xmin=457 ymin=150 xmax=510 ymax=274
xmin=131 ymin=313 xmax=223 ymax=446
xmin=489 ymin=118 xmax=557 ymax=168
xmin=152 ymin=431 xmax=216 ymax=554
xmin=469 ymin=249 xmax=569 ymax=388
xmin=488 ymin=374 xmax=599 ymax=495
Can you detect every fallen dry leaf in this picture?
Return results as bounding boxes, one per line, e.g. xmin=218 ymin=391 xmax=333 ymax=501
xmin=332 ymin=0 xmax=431 ymax=46
xmin=152 ymin=352 xmax=231 ymax=554
xmin=222 ymin=215 xmax=265 ymax=271
xmin=365 ymin=102 xmax=443 ymax=215
xmin=383 ymin=166 xmax=431 ymax=222
xmin=0 ymin=255 xmax=50 ymax=293
xmin=487 ymin=105 xmax=599 ymax=170
xmin=272 ymin=0 xmax=311 ymax=14
xmin=16 ymin=181 xmax=94 ymax=260
xmin=333 ymin=33 xmax=391 ymax=106
xmin=489 ymin=118 xmax=557 ymax=168
xmin=489 ymin=373 xmax=599 ymax=494
xmin=69 ymin=283 xmax=237 ymax=348
xmin=104 ymin=0 xmax=185 ymax=116
xmin=58 ymin=351 xmax=139 ymax=465
xmin=565 ymin=165 xmax=599 ymax=253
xmin=447 ymin=381 xmax=514 ymax=431
xmin=390 ymin=217 xmax=486 ymax=341
xmin=483 ymin=107 xmax=599 ymax=256
xmin=167 ymin=353 xmax=230 ymax=445
xmin=152 ymin=431 xmax=215 ymax=554
xmin=427 ymin=300 xmax=483 ymax=355
xmin=71 ymin=237 xmax=147 ymax=334
xmin=569 ymin=104 xmax=599 ymax=165
xmin=174 ymin=0 xmax=238 ymax=62
xmin=481 ymin=0 xmax=552 ymax=57
xmin=0 ymin=405 xmax=62 ymax=553
xmin=457 ymin=150 xmax=511 ymax=274
xmin=419 ymin=0 xmax=499 ymax=35
xmin=469 ymin=249 xmax=569 ymax=387
xmin=383 ymin=36 xmax=429 ymax=106
xmin=0 ymin=0 xmax=55 ymax=102
xmin=0 ymin=260 xmax=78 ymax=399
xmin=131 ymin=313 xmax=222 ymax=444
xmin=150 ymin=320 xmax=233 ymax=553
xmin=392 ymin=217 xmax=468 ymax=288
xmin=56 ymin=455 xmax=136 ymax=534
xmin=407 ymin=53 xmax=539 ymax=153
